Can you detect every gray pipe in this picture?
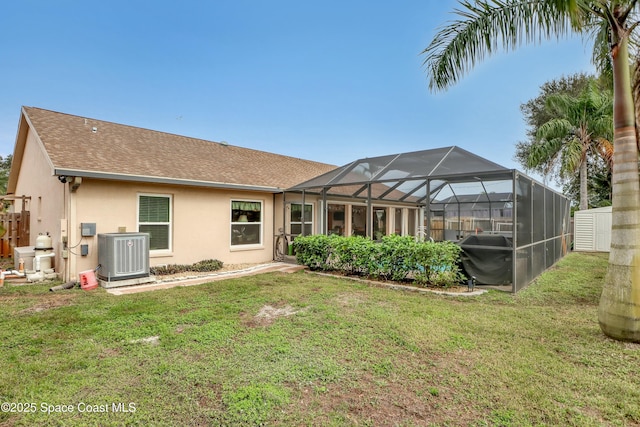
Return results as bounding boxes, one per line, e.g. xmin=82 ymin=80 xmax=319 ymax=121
xmin=49 ymin=281 xmax=76 ymax=292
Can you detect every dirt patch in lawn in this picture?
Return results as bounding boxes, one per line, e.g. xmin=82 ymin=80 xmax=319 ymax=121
xmin=16 ymin=293 xmax=78 ymax=315
xmin=335 ymin=291 xmax=368 ymax=306
xmin=242 ymin=302 xmax=307 ymax=327
xmin=291 ymin=370 xmax=483 ymax=426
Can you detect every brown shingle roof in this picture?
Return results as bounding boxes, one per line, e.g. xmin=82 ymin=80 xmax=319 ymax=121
xmin=22 ymin=107 xmax=337 ymax=190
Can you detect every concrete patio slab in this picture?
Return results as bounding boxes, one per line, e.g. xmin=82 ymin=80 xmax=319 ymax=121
xmin=106 ymin=262 xmax=306 ymax=295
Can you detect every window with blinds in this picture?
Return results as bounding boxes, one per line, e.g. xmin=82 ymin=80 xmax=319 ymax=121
xmin=138 ymin=194 xmax=172 ymax=251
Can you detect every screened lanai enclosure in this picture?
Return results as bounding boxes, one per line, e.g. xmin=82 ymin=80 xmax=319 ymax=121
xmin=287 ymin=146 xmax=571 ymax=292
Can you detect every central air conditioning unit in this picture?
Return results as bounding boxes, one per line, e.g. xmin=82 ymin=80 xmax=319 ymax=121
xmin=97 ymin=233 xmax=150 ymax=281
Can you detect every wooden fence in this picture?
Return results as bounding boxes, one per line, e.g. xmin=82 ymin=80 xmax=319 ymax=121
xmin=0 ymin=196 xmax=31 ymax=259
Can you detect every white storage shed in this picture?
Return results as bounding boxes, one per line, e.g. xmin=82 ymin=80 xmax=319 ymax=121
xmin=573 ymin=206 xmax=612 ymax=252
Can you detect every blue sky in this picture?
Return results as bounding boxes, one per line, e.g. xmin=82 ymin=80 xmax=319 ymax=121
xmin=1 ymin=1 xmax=594 ymax=180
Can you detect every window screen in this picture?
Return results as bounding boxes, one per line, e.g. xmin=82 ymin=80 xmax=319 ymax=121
xmin=138 ymin=194 xmax=171 ymax=250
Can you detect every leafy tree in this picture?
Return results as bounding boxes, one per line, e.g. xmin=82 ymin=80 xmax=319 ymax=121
xmin=422 ymin=0 xmax=640 ymax=342
xmin=527 ymin=79 xmax=613 ymax=210
xmin=0 ymin=154 xmax=12 ymax=195
xmin=522 ymin=74 xmax=592 ymax=130
xmin=515 ymin=74 xmax=613 ymax=208
xmin=515 ymin=73 xmax=592 ymax=177
xmin=563 ymin=159 xmax=612 ymax=208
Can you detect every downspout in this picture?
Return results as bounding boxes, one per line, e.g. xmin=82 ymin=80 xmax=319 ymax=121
xmin=281 ymin=191 xmax=287 ymax=236
xmin=273 ymin=192 xmax=279 ymax=255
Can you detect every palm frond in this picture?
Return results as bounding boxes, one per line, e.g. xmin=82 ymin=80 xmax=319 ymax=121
xmin=536 ymin=118 xmax=575 ymax=140
xmin=588 ymin=21 xmax=613 ymax=79
xmin=526 ymin=136 xmax=564 ymax=170
xmin=423 ymin=0 xmax=576 ymax=91
xmin=560 ymin=136 xmax=584 ymax=176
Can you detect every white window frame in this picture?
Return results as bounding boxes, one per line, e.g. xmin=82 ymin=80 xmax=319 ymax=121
xmin=230 ymin=199 xmax=263 ymax=248
xmin=137 ymin=193 xmax=172 ymax=253
xmin=290 ymin=202 xmax=314 ymax=236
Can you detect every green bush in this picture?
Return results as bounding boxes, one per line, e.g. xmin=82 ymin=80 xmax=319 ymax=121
xmin=410 ymin=241 xmax=463 ymax=287
xmin=294 ymin=234 xmax=463 ymax=287
xmin=375 ymin=235 xmax=417 ymax=281
xmin=192 ymin=259 xmax=224 ymax=272
xmin=330 ymin=235 xmax=375 ymax=275
xmin=292 ymin=234 xmax=334 ymax=271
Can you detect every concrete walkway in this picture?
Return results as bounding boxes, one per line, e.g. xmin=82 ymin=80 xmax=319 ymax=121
xmin=105 ymin=262 xmax=306 ymax=295
xmin=104 ymin=262 xmax=486 ymax=297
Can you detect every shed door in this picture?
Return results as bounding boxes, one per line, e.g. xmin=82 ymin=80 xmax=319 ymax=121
xmin=573 ymin=213 xmax=594 ymax=251
xmin=595 ymin=212 xmax=611 ymax=252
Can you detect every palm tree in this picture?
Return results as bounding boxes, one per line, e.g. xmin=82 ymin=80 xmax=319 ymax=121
xmin=423 ymin=0 xmax=640 ymax=342
xmin=527 ymin=79 xmax=613 ymax=211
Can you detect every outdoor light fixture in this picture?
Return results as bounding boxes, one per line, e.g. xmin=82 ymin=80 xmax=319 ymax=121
xmin=467 ymin=276 xmax=476 ymax=292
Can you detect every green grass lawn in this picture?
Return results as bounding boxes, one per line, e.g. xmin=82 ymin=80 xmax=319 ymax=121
xmin=0 ymin=252 xmax=638 ymax=426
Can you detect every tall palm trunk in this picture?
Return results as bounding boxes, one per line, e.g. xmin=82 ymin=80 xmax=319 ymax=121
xmin=579 ymin=158 xmax=588 ymax=210
xmin=598 ymin=37 xmax=640 ymax=342
xmin=634 ymin=53 xmax=640 ymax=152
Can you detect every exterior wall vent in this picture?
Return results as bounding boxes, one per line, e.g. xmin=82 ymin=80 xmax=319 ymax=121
xmin=97 ymin=233 xmax=150 ymax=281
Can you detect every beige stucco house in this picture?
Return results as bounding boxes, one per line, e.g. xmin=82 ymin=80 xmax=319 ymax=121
xmin=6 ymin=106 xmax=572 ymax=291
xmin=7 ymin=107 xmax=340 ymax=282
xmin=10 ymin=107 xmax=428 ymax=283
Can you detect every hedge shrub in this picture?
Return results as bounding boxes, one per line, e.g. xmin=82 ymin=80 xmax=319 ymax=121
xmin=291 ymin=234 xmax=334 ymax=271
xmin=293 ymin=234 xmax=463 ymax=287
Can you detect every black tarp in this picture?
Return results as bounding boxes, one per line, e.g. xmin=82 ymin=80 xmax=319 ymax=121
xmin=458 ymin=234 xmax=512 ymax=285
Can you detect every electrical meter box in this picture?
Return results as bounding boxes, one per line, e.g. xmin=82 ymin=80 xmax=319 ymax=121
xmin=81 ymin=223 xmax=96 ymax=237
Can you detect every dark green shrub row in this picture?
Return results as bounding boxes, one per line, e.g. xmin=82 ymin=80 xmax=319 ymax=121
xmin=150 ymin=259 xmax=224 ymax=275
xmin=292 ymin=234 xmax=463 ymax=287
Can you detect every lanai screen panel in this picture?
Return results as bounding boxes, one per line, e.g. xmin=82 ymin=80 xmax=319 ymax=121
xmin=430 ymin=148 xmax=506 ymax=176
xmin=429 ymin=179 xmax=513 ymax=241
xmin=289 ymin=146 xmax=512 ymax=202
xmin=513 ymin=174 xmax=570 ymax=292
xmin=376 ymin=148 xmax=455 ymax=181
xmin=333 ymin=154 xmax=402 ymax=186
